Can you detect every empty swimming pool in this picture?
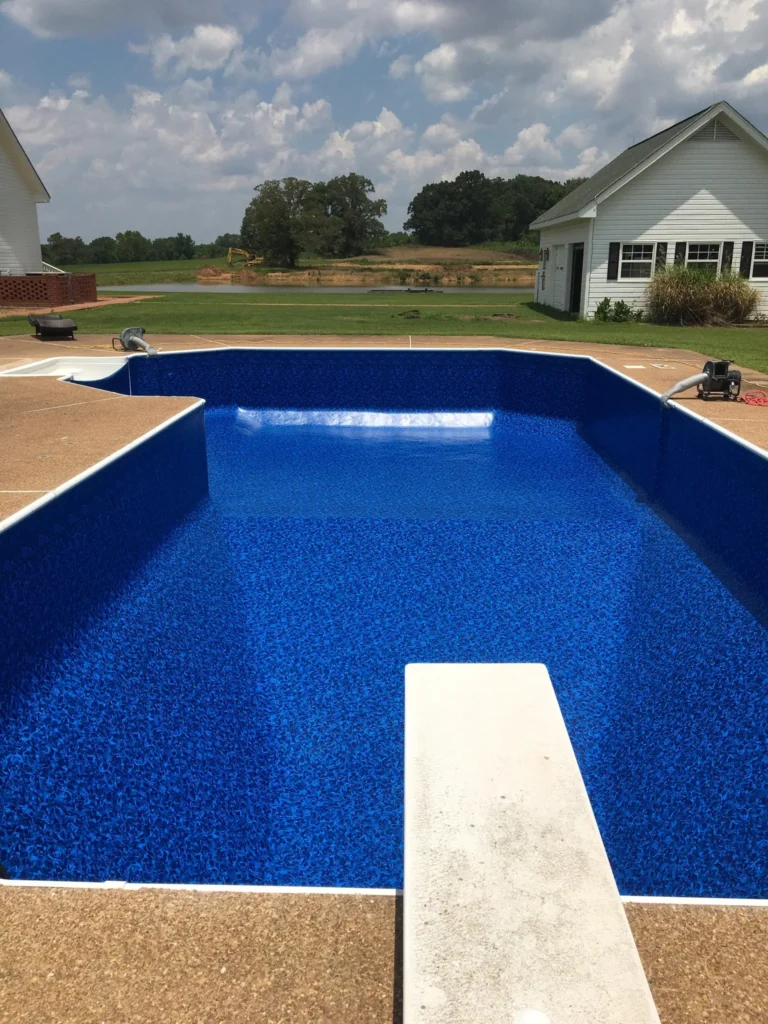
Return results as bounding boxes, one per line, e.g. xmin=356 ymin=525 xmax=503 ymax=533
xmin=1 ymin=349 xmax=767 ymax=896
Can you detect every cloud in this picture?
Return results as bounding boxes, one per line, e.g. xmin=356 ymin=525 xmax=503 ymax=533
xmin=7 ymin=0 xmax=768 ymax=246
xmin=388 ymin=54 xmax=413 ymax=79
xmin=130 ymin=25 xmax=243 ymax=74
xmin=743 ymin=63 xmax=768 ymax=86
xmin=415 ymin=44 xmax=471 ymax=101
xmin=0 ymin=0 xmax=250 ymax=38
xmin=0 ymin=69 xmax=11 ymax=90
xmin=503 ymin=123 xmax=561 ymax=165
xmin=264 ymin=26 xmax=366 ymax=79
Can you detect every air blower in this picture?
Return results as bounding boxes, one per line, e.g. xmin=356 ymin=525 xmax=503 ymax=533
xmin=660 ymin=360 xmax=741 ymax=405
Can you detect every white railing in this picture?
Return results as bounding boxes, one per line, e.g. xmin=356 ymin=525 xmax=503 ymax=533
xmin=41 ymin=261 xmax=66 ymax=274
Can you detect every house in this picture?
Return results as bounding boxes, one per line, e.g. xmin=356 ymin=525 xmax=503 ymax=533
xmin=0 ymin=107 xmax=49 ymax=275
xmin=530 ymin=101 xmax=768 ymax=318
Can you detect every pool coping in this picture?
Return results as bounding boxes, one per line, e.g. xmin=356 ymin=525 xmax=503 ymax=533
xmin=0 ymin=394 xmax=205 ymax=536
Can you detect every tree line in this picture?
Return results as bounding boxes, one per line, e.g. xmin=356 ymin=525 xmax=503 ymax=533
xmin=44 ymin=169 xmax=586 ymax=267
xmin=42 ymin=231 xmax=242 ymax=267
xmin=404 ymin=170 xmax=586 ymax=246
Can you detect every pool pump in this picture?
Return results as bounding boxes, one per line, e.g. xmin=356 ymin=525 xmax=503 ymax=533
xmin=660 ymin=360 xmax=741 ymax=405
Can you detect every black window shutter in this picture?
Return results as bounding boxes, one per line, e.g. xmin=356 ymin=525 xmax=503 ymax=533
xmin=655 ymin=243 xmax=667 ymax=270
xmin=721 ymin=242 xmax=734 ymax=274
xmin=674 ymin=242 xmax=686 ymax=265
xmin=739 ymin=241 xmax=754 ymax=277
xmin=607 ymin=242 xmax=620 ymax=280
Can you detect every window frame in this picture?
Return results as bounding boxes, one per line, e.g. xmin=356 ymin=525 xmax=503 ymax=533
xmin=751 ymin=242 xmax=768 ymax=280
xmin=618 ymin=242 xmax=656 ymax=281
xmin=685 ymin=242 xmax=721 ymax=274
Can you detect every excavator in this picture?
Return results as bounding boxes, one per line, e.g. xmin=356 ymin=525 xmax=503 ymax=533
xmin=227 ymin=247 xmax=264 ymax=268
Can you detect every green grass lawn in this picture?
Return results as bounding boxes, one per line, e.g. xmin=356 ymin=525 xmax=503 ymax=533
xmin=3 ymin=290 xmax=768 ymax=372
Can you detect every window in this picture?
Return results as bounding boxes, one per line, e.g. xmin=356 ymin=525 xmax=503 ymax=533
xmin=686 ymin=243 xmax=720 ymax=273
xmin=620 ymin=243 xmax=654 ymax=279
xmin=752 ymin=243 xmax=768 ymax=279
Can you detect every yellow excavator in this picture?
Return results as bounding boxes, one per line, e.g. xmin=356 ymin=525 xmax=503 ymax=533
xmin=227 ymin=247 xmax=264 ymax=268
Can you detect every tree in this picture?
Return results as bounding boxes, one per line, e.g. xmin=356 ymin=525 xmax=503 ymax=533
xmin=115 ymin=230 xmax=151 ymax=262
xmin=404 ymin=172 xmax=588 ymax=245
xmin=41 ymin=232 xmax=89 ymax=266
xmin=150 ymin=233 xmax=196 ymax=260
xmin=86 ymin=236 xmax=117 ymax=263
xmin=312 ymin=174 xmax=388 ymax=257
xmin=212 ymin=233 xmax=241 ymax=256
xmin=241 ymin=178 xmax=316 ymax=268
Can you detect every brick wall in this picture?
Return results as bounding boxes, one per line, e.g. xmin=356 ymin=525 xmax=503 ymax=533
xmin=0 ymin=274 xmax=97 ymax=307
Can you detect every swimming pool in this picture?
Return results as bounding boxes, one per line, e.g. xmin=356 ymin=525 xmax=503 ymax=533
xmin=1 ymin=349 xmax=767 ymax=896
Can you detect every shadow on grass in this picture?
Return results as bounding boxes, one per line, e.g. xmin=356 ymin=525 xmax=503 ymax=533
xmin=520 ymin=301 xmax=579 ymax=322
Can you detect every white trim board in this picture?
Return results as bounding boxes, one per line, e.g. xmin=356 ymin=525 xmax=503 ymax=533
xmin=623 ymin=895 xmax=768 ymax=908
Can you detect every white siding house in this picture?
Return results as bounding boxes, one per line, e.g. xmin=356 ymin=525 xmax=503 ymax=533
xmin=531 ymin=101 xmax=768 ymax=318
xmin=0 ymin=108 xmax=49 ymax=275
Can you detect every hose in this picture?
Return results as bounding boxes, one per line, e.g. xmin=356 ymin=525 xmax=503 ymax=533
xmin=659 ymin=372 xmax=708 ymax=405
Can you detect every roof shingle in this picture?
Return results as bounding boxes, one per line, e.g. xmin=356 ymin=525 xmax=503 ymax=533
xmin=530 ymin=105 xmax=714 ymax=228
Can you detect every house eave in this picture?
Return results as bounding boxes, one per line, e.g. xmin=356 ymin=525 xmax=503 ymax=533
xmin=530 ymin=207 xmax=595 ymax=230
xmin=0 ymin=108 xmax=51 ymax=203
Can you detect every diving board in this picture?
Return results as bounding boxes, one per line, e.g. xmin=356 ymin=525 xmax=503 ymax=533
xmin=403 ymin=663 xmax=660 ymax=1024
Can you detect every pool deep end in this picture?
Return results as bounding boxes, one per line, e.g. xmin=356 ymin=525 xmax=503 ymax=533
xmin=1 ymin=350 xmax=767 ymax=897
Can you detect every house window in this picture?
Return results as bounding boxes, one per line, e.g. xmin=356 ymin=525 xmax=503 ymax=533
xmin=752 ymin=243 xmax=768 ymax=278
xmin=686 ymin=243 xmax=720 ymax=273
xmin=620 ymin=243 xmax=655 ymax=278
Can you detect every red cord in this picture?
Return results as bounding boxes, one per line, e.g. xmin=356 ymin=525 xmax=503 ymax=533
xmin=742 ymin=390 xmax=768 ymax=406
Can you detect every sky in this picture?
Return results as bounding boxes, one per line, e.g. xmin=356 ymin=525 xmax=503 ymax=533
xmin=1 ymin=0 xmax=767 ymax=243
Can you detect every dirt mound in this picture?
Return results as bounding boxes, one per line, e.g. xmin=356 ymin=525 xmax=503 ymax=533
xmin=342 ymin=246 xmax=536 ymax=265
xmin=197 ymin=264 xmax=230 ymax=282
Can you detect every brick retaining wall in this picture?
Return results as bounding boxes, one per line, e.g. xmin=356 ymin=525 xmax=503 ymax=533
xmin=0 ymin=274 xmax=97 ymax=307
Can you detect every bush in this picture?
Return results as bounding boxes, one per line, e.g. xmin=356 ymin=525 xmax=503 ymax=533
xmin=593 ymin=297 xmax=643 ymax=322
xmin=647 ymin=266 xmax=759 ymax=326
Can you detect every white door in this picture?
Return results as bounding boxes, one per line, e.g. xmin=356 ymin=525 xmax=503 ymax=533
xmin=552 ymin=245 xmax=566 ymax=310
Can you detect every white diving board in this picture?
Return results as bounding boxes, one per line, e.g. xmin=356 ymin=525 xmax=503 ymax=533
xmin=404 ymin=663 xmax=660 ymax=1024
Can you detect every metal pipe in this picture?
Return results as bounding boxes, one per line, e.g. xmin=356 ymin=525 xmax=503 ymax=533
xmin=660 ymin=372 xmax=708 ymax=405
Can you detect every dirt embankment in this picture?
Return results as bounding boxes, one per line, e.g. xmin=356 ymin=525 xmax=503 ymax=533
xmin=197 ymin=264 xmax=536 ymax=288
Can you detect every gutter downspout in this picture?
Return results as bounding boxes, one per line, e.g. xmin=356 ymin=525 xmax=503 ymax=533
xmin=583 ymin=217 xmax=595 ymax=318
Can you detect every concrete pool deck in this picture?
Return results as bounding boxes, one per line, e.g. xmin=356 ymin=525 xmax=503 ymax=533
xmin=1 ymin=332 xmax=768 ymax=1022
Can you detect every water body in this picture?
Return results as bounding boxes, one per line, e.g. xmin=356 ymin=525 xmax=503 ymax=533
xmin=100 ymin=283 xmax=532 ymax=295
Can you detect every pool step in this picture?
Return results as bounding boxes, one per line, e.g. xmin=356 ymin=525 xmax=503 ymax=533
xmin=403 ymin=663 xmax=660 ymax=1024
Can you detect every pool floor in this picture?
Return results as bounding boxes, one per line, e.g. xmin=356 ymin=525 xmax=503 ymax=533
xmin=1 ymin=407 xmax=767 ymax=895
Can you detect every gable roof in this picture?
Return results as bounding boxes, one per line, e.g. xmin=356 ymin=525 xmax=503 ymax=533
xmin=0 ymin=108 xmax=50 ymax=203
xmin=530 ymin=101 xmax=768 ymax=229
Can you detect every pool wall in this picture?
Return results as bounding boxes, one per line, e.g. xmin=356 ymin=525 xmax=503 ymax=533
xmin=0 ymin=403 xmax=209 ymax=701
xmin=125 ymin=349 xmax=588 ymax=419
xmin=116 ymin=347 xmax=768 ymax=618
xmin=582 ymin=359 xmax=768 ymax=620
xmin=16 ymin=346 xmax=768 ymax=633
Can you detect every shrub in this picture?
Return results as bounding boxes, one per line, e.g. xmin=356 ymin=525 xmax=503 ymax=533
xmin=647 ymin=266 xmax=759 ymax=326
xmin=593 ymin=297 xmax=643 ymax=322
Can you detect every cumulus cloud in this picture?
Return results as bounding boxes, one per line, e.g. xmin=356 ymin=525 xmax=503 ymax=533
xmin=264 ymin=26 xmax=366 ymax=79
xmin=130 ymin=25 xmax=243 ymax=74
xmin=388 ymin=54 xmax=413 ymax=79
xmin=0 ymin=69 xmax=12 ymax=90
xmin=0 ymin=0 xmax=251 ymax=37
